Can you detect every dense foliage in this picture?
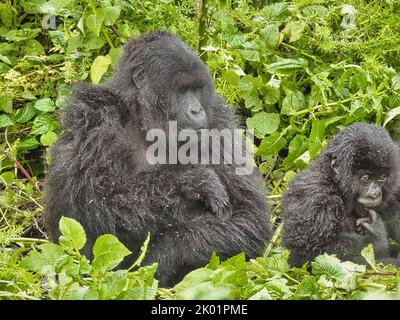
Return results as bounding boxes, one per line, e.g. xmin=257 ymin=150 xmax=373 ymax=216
xmin=0 ymin=0 xmax=400 ymax=299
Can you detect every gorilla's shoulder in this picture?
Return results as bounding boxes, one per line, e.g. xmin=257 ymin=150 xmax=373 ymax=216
xmin=70 ymin=82 xmax=122 ymax=108
xmin=62 ymin=83 xmax=126 ymax=129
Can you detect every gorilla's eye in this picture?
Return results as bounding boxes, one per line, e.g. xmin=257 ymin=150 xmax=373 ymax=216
xmin=378 ymin=174 xmax=387 ymax=182
xmin=360 ymin=175 xmax=372 ymax=183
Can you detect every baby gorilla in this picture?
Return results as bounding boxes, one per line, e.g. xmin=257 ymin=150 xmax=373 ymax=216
xmin=282 ymin=123 xmax=400 ymax=266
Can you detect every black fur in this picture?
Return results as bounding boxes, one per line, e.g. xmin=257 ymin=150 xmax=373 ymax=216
xmin=282 ymin=123 xmax=400 ymax=267
xmin=44 ymin=31 xmax=272 ymax=286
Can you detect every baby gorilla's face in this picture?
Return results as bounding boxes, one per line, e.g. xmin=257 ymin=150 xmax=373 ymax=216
xmin=353 ymin=169 xmax=387 ymax=207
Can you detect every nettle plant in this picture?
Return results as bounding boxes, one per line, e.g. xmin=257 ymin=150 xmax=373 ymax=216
xmin=20 ymin=217 xmax=158 ymax=300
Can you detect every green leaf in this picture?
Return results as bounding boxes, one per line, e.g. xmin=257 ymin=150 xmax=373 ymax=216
xmin=59 ymin=217 xmax=87 ymax=251
xmin=311 ymin=254 xmax=346 ymax=280
xmin=265 ymin=257 xmax=290 ymax=274
xmin=21 ymin=90 xmax=36 ymax=100
xmin=256 ymin=132 xmax=287 ymax=157
xmin=206 ymin=251 xmax=220 ymax=270
xmin=172 ymin=268 xmax=214 ymax=294
xmin=99 ymin=270 xmax=128 ymax=299
xmin=122 ymin=272 xmax=158 ymax=300
xmin=92 ymin=234 xmax=131 ymax=273
xmin=40 ymin=131 xmax=58 ymax=146
xmin=336 ymin=261 xmax=366 ymax=291
xmin=237 ymin=75 xmax=262 ymax=96
xmin=5 ymin=28 xmax=41 ymax=42
xmin=67 ymin=34 xmax=83 ymax=53
xmin=90 ymin=55 xmax=111 ymax=84
xmin=0 ymin=54 xmax=12 ymax=65
xmin=0 ymin=2 xmax=13 ymax=27
xmin=0 ymin=96 xmax=13 ymax=113
xmin=361 ymin=244 xmax=376 ymax=269
xmin=282 ymin=134 xmax=308 ymax=167
xmin=104 ymin=6 xmax=121 ymax=26
xmin=244 ymin=95 xmax=262 ymax=111
xmin=17 ymin=137 xmax=40 ymax=150
xmin=267 ymin=58 xmax=307 ymax=75
xmin=23 ymin=39 xmax=45 ymax=56
xmin=249 ymin=288 xmax=272 ymax=300
xmin=262 ymin=3 xmax=288 ymax=21
xmin=383 ymin=105 xmax=400 ymax=127
xmin=84 ymin=33 xmax=106 ymax=50
xmin=34 ymin=98 xmax=55 ymax=112
xmin=222 ymin=70 xmax=240 ymax=86
xmin=265 ymin=278 xmax=292 ymax=299
xmin=281 ymin=91 xmax=306 ymax=115
xmin=0 ymin=114 xmax=14 ymax=127
xmin=109 ymin=47 xmax=122 ymax=67
xmin=296 ymin=275 xmax=320 ymax=299
xmin=77 ymin=15 xmax=85 ymax=35
xmin=1 ymin=171 xmax=14 ymax=184
xmin=237 ymin=49 xmax=260 ymax=62
xmin=86 ymin=8 xmax=105 ymax=36
xmin=63 ymin=284 xmax=99 ymax=300
xmin=260 ymin=25 xmax=280 ymax=48
xmin=56 ymin=84 xmax=71 ymax=108
xmin=246 ymin=112 xmax=280 ymax=138
xmin=21 ymin=243 xmax=68 ymax=276
xmin=178 ymin=282 xmax=229 ymax=300
xmin=284 ymin=21 xmax=307 ymax=42
xmin=30 ymin=114 xmax=58 ymax=135
xmin=260 ymin=84 xmax=280 ymax=105
xmin=129 ymin=233 xmax=150 ymax=269
xmin=309 ymin=119 xmax=325 ymax=160
xmin=15 ymin=104 xmax=36 ymax=123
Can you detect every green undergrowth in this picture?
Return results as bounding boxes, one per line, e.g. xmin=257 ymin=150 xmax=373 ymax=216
xmin=1 ymin=217 xmax=400 ymax=300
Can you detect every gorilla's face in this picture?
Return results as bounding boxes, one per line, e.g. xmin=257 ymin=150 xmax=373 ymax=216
xmin=170 ymin=81 xmax=209 ymax=130
xmin=353 ymin=169 xmax=387 ymax=207
xmin=125 ymin=35 xmax=216 ymax=131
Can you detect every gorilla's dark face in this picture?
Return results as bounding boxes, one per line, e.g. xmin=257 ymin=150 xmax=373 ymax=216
xmin=327 ymin=123 xmax=400 ymax=208
xmin=352 ymin=169 xmax=388 ymax=207
xmin=122 ymin=33 xmax=215 ymax=131
xmin=170 ymin=79 xmax=208 ymax=130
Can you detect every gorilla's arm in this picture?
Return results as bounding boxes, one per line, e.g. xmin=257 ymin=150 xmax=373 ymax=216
xmin=283 ymin=193 xmax=374 ymax=266
xmin=143 ymin=164 xmax=271 ymax=281
xmin=143 ymin=196 xmax=270 ymax=279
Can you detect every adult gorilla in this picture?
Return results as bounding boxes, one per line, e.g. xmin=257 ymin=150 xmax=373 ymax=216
xmin=44 ymin=31 xmax=272 ymax=286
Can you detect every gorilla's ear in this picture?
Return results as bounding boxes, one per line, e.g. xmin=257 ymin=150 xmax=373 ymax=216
xmin=132 ymin=66 xmax=145 ymax=89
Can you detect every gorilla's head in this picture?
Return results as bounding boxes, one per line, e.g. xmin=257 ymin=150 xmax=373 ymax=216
xmin=111 ymin=31 xmax=216 ymax=132
xmin=323 ymin=123 xmax=400 ymax=207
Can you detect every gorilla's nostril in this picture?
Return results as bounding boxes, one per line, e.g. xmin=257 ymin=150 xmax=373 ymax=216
xmin=368 ymin=192 xmax=381 ymax=200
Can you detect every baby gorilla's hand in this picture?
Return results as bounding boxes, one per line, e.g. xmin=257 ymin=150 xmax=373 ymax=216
xmin=355 ymin=209 xmax=377 ymax=235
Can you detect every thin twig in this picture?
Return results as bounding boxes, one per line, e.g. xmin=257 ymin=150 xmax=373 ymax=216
xmin=110 ymin=25 xmax=121 ymax=38
xmin=264 ymin=223 xmax=283 ymax=257
xmin=0 ymin=146 xmax=39 ymax=191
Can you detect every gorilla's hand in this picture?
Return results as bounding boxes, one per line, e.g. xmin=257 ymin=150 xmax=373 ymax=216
xmin=178 ymin=167 xmax=230 ymax=218
xmin=356 ymin=208 xmax=378 ymax=235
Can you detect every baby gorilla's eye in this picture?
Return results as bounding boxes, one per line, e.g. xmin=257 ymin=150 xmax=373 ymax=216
xmin=378 ymin=174 xmax=387 ymax=182
xmin=360 ymin=175 xmax=372 ymax=183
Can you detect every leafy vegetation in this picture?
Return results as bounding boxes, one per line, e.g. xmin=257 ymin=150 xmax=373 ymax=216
xmin=1 ymin=0 xmax=400 ymax=299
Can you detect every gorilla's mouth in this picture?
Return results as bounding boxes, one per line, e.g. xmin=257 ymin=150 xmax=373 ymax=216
xmin=358 ymin=195 xmax=382 ymax=208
